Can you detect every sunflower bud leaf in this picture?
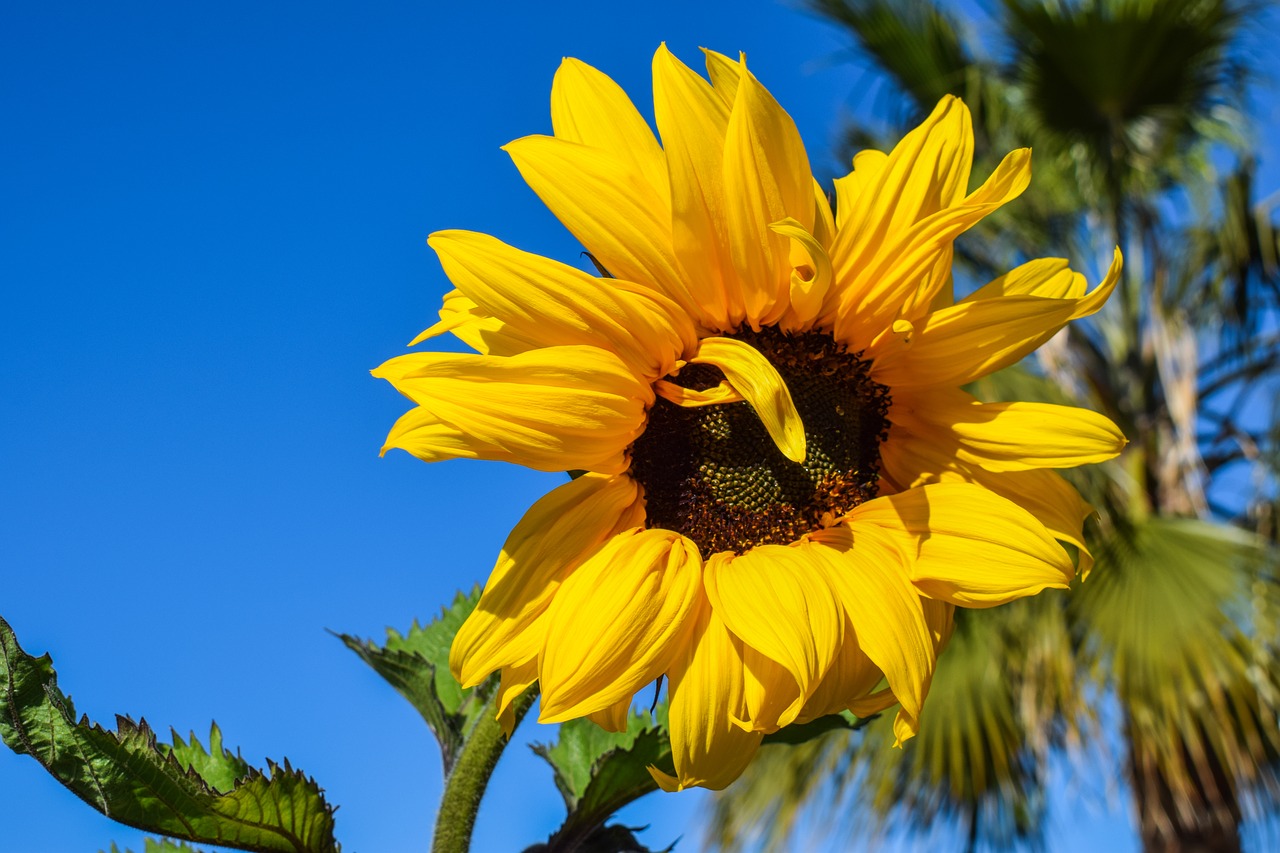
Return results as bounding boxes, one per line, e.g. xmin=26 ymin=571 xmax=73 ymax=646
xmin=334 ymin=586 xmax=495 ymax=774
xmin=0 ymin=616 xmax=340 ymax=853
xmin=531 ymin=706 xmax=674 ymax=852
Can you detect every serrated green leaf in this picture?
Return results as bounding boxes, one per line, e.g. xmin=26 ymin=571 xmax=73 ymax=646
xmin=104 ymin=838 xmax=211 ymax=853
xmin=335 ymin=586 xmax=498 ymax=774
xmin=1 ymin=616 xmax=339 ymax=853
xmin=531 ymin=706 xmax=677 ymax=853
xmin=164 ymin=723 xmax=251 ymax=794
xmin=532 ymin=706 xmax=665 ymax=809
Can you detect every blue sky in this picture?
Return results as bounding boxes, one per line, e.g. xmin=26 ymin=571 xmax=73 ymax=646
xmin=2 ymin=2 xmax=1276 ymax=852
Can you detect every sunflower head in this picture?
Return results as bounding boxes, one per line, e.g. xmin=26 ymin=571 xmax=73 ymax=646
xmin=375 ymin=45 xmax=1125 ymax=791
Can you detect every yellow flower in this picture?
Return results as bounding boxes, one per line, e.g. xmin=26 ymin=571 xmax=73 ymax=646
xmin=374 ymin=46 xmax=1125 ymax=791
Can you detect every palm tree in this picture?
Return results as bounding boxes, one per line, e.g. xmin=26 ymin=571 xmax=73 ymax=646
xmin=710 ymin=1 xmax=1280 ymax=850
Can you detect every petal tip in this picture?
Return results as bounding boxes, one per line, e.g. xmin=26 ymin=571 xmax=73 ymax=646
xmin=648 ymin=765 xmax=684 ymax=793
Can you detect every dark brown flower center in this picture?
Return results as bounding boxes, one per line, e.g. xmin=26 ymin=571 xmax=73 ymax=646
xmin=629 ymin=326 xmax=890 ymax=556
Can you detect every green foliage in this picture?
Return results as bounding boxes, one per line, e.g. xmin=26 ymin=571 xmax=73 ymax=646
xmin=529 ymin=701 xmax=870 ymax=852
xmin=759 ymin=709 xmax=873 ymax=745
xmin=0 ymin=616 xmax=339 ymax=853
xmin=336 ymin=586 xmax=496 ymax=774
xmin=1077 ymin=518 xmax=1280 ymax=798
xmin=531 ymin=708 xmax=673 ymax=852
xmin=105 ymin=839 xmax=210 ymax=853
xmin=807 ymin=0 xmax=978 ymax=125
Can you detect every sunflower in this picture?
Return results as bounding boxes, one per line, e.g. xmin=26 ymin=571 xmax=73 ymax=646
xmin=374 ymin=45 xmax=1125 ymax=792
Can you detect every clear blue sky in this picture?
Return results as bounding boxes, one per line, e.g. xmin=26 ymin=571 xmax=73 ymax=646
xmin=2 ymin=2 xmax=1276 ymax=852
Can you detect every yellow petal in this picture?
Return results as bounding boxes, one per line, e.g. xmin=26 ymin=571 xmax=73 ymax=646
xmin=833 ymin=146 xmax=1031 ymax=346
xmin=963 ymin=257 xmax=1077 ymax=302
xmin=378 ymin=406 xmax=498 ymax=461
xmin=373 ymin=345 xmax=651 ymax=474
xmin=880 ymin=432 xmax=1098 ymax=580
xmin=921 ymin=597 xmax=956 ymax=655
xmin=691 ymin=336 xmax=806 ymax=462
xmin=450 ymin=474 xmax=640 ymax=686
xmin=890 ymin=387 xmax=1127 ymax=472
xmin=738 ymin=643 xmax=804 ymax=732
xmin=702 ymin=546 xmax=842 ymax=729
xmin=963 ymin=249 xmax=1122 ymax=315
xmin=652 ymin=597 xmax=764 ymax=791
xmin=429 ymin=229 xmax=692 ymax=378
xmin=586 ymin=696 xmax=635 ymax=733
xmin=1067 ymin=247 xmax=1124 ymax=320
xmin=847 ymin=686 xmax=899 ymax=719
xmin=701 ymin=47 xmax=741 ymax=105
xmin=551 ymin=57 xmax=668 ymax=200
xmin=655 ymin=378 xmax=745 ymax=407
xmin=843 ymin=482 xmax=1076 ymax=607
xmin=811 ymin=177 xmax=837 ymax=249
xmin=919 ymin=244 xmax=957 ymax=314
xmin=831 ymin=149 xmax=888 ymax=231
xmin=496 ymin=657 xmax=539 ymax=737
xmin=874 ymin=250 xmax=1123 ymax=388
xmin=770 ymin=217 xmax=833 ymax=331
xmin=722 ymin=63 xmax=815 ymax=326
xmin=408 ymin=290 xmax=542 ymax=356
xmin=502 ymin=136 xmax=710 ymax=328
xmin=652 ymin=44 xmax=737 ymax=330
xmin=806 ymin=537 xmax=935 ymax=743
xmin=792 ymin=620 xmax=883 ymax=724
xmin=830 ymin=97 xmax=973 ymax=308
xmin=869 ymin=295 xmax=1076 ymax=389
xmin=539 ymin=529 xmax=702 ymax=722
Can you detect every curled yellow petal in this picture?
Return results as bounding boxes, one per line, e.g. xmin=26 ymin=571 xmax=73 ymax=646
xmin=539 ymin=529 xmax=702 ymax=722
xmin=792 ymin=619 xmax=883 ymax=725
xmin=691 ymin=336 xmax=806 ymax=462
xmin=770 ymin=216 xmax=833 ymax=330
xmin=738 ymin=643 xmax=804 ymax=733
xmin=831 ymin=149 xmax=888 ymax=231
xmin=655 ymin=378 xmax=745 ymax=407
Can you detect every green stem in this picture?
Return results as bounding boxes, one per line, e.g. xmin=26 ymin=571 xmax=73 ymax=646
xmin=432 ymin=686 xmax=537 ymax=853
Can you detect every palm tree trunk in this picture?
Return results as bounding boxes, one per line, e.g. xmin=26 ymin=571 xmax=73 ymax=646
xmin=1126 ymin=717 xmax=1243 ymax=852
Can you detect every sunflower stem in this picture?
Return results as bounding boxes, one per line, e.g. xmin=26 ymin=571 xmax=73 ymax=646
xmin=432 ymin=685 xmax=537 ymax=853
